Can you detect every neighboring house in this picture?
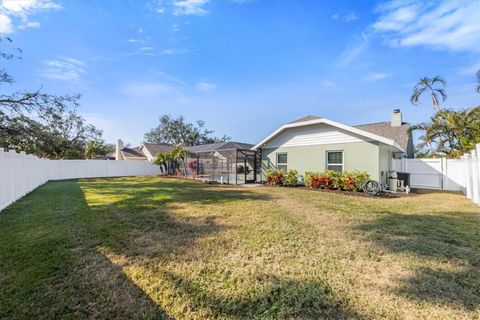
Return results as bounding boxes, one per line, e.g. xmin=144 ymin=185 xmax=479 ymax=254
xmin=115 ymin=140 xmax=174 ymax=161
xmin=253 ymin=109 xmax=413 ymax=183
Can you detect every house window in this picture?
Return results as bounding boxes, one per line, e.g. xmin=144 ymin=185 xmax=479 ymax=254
xmin=276 ymin=153 xmax=288 ymax=172
xmin=326 ymin=151 xmax=343 ymax=172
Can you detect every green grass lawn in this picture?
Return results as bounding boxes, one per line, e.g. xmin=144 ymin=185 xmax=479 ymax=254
xmin=0 ymin=177 xmax=479 ymax=319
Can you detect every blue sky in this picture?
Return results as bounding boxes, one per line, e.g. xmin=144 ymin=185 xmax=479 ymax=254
xmin=1 ymin=0 xmax=479 ymax=145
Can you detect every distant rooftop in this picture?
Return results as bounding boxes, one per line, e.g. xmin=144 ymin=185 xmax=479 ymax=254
xmin=186 ymin=141 xmax=253 ymax=154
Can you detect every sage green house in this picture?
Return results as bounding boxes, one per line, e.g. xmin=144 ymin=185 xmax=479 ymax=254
xmin=253 ymin=110 xmax=413 ymax=183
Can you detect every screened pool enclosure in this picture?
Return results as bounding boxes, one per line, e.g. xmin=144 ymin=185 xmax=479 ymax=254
xmin=180 ymin=142 xmax=261 ymax=184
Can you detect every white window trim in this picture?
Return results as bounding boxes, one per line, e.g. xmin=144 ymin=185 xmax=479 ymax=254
xmin=326 ymin=150 xmax=344 ymax=172
xmin=276 ymin=152 xmax=288 ymax=171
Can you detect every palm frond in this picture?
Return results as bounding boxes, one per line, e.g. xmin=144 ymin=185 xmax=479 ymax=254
xmin=435 ymin=88 xmax=447 ymax=101
xmin=431 ymin=76 xmax=446 ymax=86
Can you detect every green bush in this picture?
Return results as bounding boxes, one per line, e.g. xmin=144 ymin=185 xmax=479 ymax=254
xmin=282 ymin=169 xmax=299 ymax=187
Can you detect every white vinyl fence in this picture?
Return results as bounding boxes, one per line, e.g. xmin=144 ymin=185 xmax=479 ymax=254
xmin=0 ymin=148 xmax=161 ymax=212
xmin=391 ymin=144 xmax=480 ymax=205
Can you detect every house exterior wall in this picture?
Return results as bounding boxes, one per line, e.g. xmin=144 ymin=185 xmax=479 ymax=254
xmin=261 ymin=141 xmax=381 ymax=181
xmin=379 ymin=145 xmax=392 ymax=184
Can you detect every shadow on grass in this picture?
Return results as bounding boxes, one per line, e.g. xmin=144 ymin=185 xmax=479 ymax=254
xmin=356 ymin=211 xmax=480 ymax=310
xmin=0 ymin=179 xmax=171 ymax=319
xmin=154 ymin=270 xmax=362 ymax=319
xmin=1 ymin=177 xmax=365 ymax=318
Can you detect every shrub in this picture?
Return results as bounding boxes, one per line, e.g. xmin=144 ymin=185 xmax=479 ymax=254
xmin=282 ymin=169 xmax=299 ymax=187
xmin=266 ymin=168 xmax=284 ymax=186
xmin=305 ymin=170 xmax=370 ymax=192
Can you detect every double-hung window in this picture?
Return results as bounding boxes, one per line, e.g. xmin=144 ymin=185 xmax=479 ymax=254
xmin=326 ymin=151 xmax=343 ymax=172
xmin=276 ymin=153 xmax=288 ymax=172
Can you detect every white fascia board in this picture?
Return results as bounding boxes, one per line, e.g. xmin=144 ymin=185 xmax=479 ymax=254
xmin=251 ymin=118 xmax=406 ymax=153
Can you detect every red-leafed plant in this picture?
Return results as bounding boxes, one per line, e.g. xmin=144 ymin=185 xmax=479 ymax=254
xmin=266 ymin=168 xmax=284 ymax=186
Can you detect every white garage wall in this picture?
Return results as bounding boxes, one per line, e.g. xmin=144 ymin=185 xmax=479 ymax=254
xmin=0 ymin=148 xmax=161 ymax=212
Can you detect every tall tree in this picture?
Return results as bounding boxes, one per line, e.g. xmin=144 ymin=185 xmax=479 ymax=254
xmin=0 ymin=37 xmax=79 ymax=114
xmin=0 ymin=37 xmax=104 ymax=158
xmin=144 ymin=114 xmax=230 ymax=146
xmin=413 ymin=107 xmax=480 ymax=158
xmin=0 ymin=103 xmax=103 ymax=158
xmin=410 ymin=76 xmax=447 ymax=111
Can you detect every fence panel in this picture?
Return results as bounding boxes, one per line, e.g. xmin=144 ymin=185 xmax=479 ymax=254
xmin=391 ymin=144 xmax=480 ymax=205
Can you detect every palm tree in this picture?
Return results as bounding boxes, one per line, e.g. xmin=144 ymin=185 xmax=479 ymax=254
xmin=412 ymin=107 xmax=480 ymax=157
xmin=476 ymin=70 xmax=480 ymax=94
xmin=170 ymin=146 xmax=191 ymax=178
xmin=84 ymin=140 xmax=106 ymax=159
xmin=410 ymin=76 xmax=447 ymax=111
xmin=154 ymin=152 xmax=169 ymax=174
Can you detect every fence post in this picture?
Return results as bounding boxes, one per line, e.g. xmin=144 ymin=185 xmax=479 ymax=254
xmin=465 ymin=154 xmax=472 ymax=200
xmin=442 ymin=157 xmax=448 ymax=190
xmin=472 ymin=148 xmax=480 ymax=205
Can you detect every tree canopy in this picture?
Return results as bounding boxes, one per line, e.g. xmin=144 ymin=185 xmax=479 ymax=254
xmin=413 ymin=106 xmax=480 ymax=158
xmin=144 ymin=114 xmax=230 ymax=146
xmin=0 ymin=37 xmax=106 ymax=159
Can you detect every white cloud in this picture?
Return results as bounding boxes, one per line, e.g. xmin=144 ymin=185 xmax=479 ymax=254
xmin=121 ymin=81 xmax=183 ymax=97
xmin=19 ymin=20 xmax=40 ymax=29
xmin=0 ymin=0 xmax=61 ymax=34
xmin=173 ymin=0 xmax=209 ymax=16
xmin=321 ymin=80 xmax=335 ymax=87
xmin=373 ymin=0 xmax=480 ymax=53
xmin=148 ymin=0 xmax=209 ymax=16
xmin=343 ymin=13 xmax=357 ymax=22
xmin=0 ymin=13 xmax=12 ymax=33
xmin=232 ymin=0 xmax=254 ymax=3
xmin=38 ymin=57 xmax=86 ymax=82
xmin=336 ymin=32 xmax=370 ymax=67
xmin=196 ymin=81 xmax=216 ymax=92
xmin=457 ymin=62 xmax=480 ymax=76
xmin=363 ymin=72 xmax=392 ymax=81
xmin=160 ymin=48 xmax=187 ymax=55
xmin=332 ymin=12 xmax=358 ymax=22
xmin=139 ymin=46 xmax=155 ymax=52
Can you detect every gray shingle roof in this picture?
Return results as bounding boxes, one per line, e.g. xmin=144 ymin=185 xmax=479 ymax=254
xmin=186 ymin=141 xmax=253 ymax=154
xmin=142 ymin=143 xmax=175 ymax=158
xmin=121 ymin=147 xmax=146 ymax=158
xmin=354 ymin=122 xmax=411 ymax=150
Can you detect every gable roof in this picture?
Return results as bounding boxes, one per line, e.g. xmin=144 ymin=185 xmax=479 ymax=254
xmin=287 ymin=115 xmax=321 ymax=124
xmin=141 ymin=143 xmax=175 ymax=158
xmin=187 ymin=141 xmax=253 ymax=154
xmin=121 ymin=147 xmax=146 ymax=159
xmin=252 ymin=116 xmax=406 ymax=153
xmin=354 ymin=121 xmax=411 ymax=151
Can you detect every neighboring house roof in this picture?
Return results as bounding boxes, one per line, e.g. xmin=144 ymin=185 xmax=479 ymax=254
xmin=121 ymin=147 xmax=146 ymax=159
xmin=142 ymin=143 xmax=175 ymax=158
xmin=354 ymin=121 xmax=411 ymax=151
xmin=187 ymin=141 xmax=254 ymax=154
xmin=252 ymin=117 xmax=406 ymax=153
